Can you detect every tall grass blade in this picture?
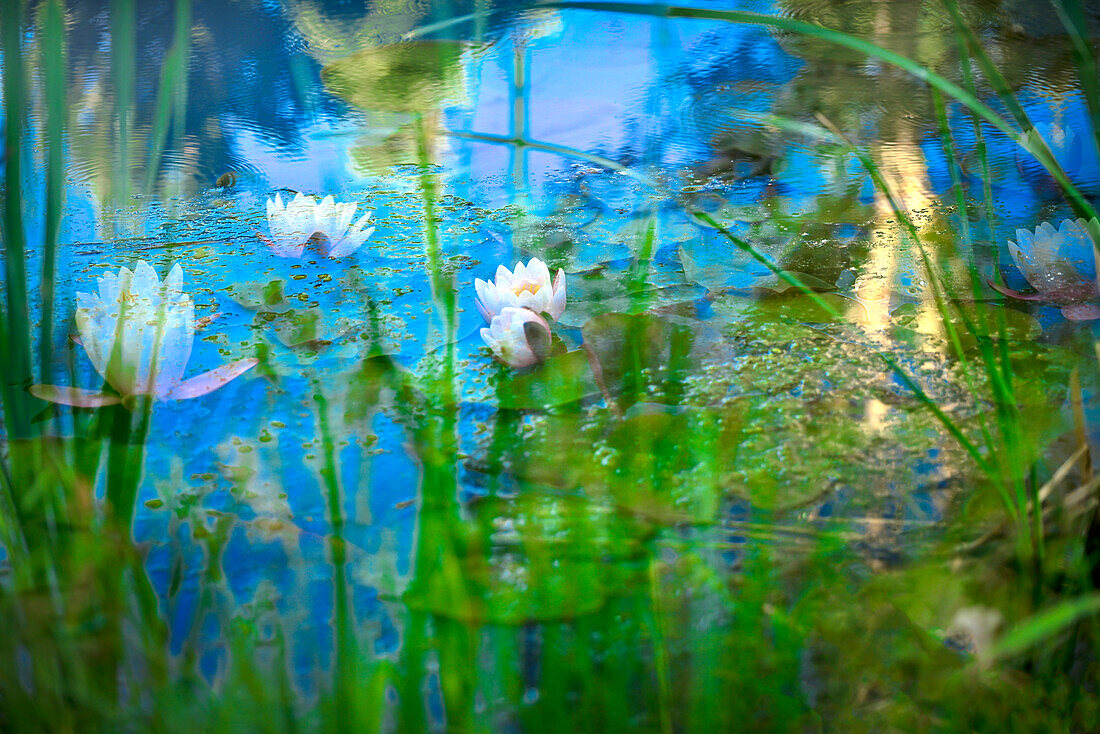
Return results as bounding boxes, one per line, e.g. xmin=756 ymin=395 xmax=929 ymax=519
xmin=942 ymin=0 xmax=1089 ymax=219
xmin=1 ymin=0 xmax=34 ymax=438
xmin=1052 ymin=0 xmax=1100 ymax=169
xmin=990 ymin=594 xmax=1100 ymax=661
xmin=145 ymin=0 xmax=191 ymax=193
xmin=38 ymin=0 xmax=66 ymax=385
xmin=110 ymin=0 xmax=134 ymax=206
xmin=315 ymin=389 xmax=357 ymax=732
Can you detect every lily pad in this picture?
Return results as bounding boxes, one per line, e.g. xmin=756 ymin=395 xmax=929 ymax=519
xmin=494 ymin=350 xmax=598 ymax=410
xmin=228 ymin=279 xmax=292 ymax=313
xmin=499 ymin=414 xmax=601 ymax=489
xmin=582 ymin=312 xmax=703 ymax=409
xmin=263 ymin=308 xmax=354 ymax=349
xmin=558 ymin=269 xmax=702 ymax=328
xmin=750 ymin=271 xmax=838 ymax=294
xmin=890 ymin=302 xmax=1042 ymax=353
xmin=712 ymin=291 xmax=865 ymax=325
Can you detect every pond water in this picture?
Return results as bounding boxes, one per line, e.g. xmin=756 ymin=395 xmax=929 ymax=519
xmin=3 ymin=0 xmax=1100 ymax=730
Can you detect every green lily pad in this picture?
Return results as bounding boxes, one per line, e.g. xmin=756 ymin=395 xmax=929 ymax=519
xmin=228 ymin=279 xmax=292 ymax=313
xmin=494 ymin=350 xmax=598 ymax=410
xmin=890 ymin=302 xmax=1042 ymax=353
xmin=264 ymin=308 xmax=354 ymax=349
xmin=582 ymin=312 xmax=705 ymax=410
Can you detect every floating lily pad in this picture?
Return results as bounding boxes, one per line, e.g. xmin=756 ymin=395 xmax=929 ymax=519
xmin=891 ymin=302 xmax=1042 ymax=353
xmin=343 ymin=354 xmax=416 ymax=423
xmin=678 ymin=242 xmax=767 ymax=292
xmin=499 ymin=414 xmax=600 ymax=489
xmin=494 ymin=350 xmax=598 ymax=410
xmin=263 ymin=308 xmax=354 ymax=349
xmin=750 ymin=271 xmax=838 ymax=294
xmin=713 ymin=291 xmax=865 ymax=325
xmin=228 ymin=279 xmax=292 ymax=313
xmin=582 ymin=312 xmax=703 ymax=409
xmin=558 ymin=262 xmax=702 ymax=325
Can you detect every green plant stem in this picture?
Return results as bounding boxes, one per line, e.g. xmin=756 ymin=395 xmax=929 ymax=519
xmin=110 ymin=0 xmax=134 ymax=206
xmin=145 ymin=0 xmax=191 ymax=193
xmin=1 ymin=0 xmax=34 ymax=438
xmin=942 ymin=0 xmax=1090 ymax=222
xmin=38 ymin=0 xmax=66 ymax=385
xmin=315 ymin=390 xmax=356 ymax=732
xmin=415 ymin=115 xmax=457 ymax=365
xmin=931 ymin=91 xmax=1029 ymax=536
xmin=1052 ymin=0 xmax=1100 ymax=167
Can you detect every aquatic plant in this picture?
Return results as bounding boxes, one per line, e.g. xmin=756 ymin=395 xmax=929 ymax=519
xmin=989 ymin=218 xmax=1100 ymax=321
xmin=474 ymin=257 xmax=567 ymax=322
xmin=479 ymin=306 xmax=552 ymax=368
xmin=31 ymin=261 xmax=257 ymax=407
xmin=264 ymin=192 xmax=376 ymax=258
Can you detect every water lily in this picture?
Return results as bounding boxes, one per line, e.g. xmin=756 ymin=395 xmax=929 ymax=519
xmin=947 ymin=606 xmax=1002 ymax=666
xmin=990 ymin=218 xmax=1100 ymax=321
xmin=31 ymin=261 xmax=257 ymax=407
xmin=480 ymin=307 xmax=552 ymax=368
xmin=265 ymin=192 xmax=375 ymax=258
xmin=474 ymin=258 xmax=567 ymax=323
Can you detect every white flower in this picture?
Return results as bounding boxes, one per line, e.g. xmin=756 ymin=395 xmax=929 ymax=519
xmin=265 ymin=192 xmax=375 ymax=259
xmin=947 ymin=606 xmax=1003 ymax=666
xmin=479 ymin=307 xmax=552 ymax=369
xmin=474 ymin=258 xmax=566 ymax=323
xmin=31 ymin=261 xmax=257 ymax=407
xmin=991 ymin=218 xmax=1100 ymax=321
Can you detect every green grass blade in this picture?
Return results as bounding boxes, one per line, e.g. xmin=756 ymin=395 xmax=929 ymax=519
xmin=1052 ymin=0 xmax=1100 ymax=167
xmin=315 ymin=389 xmax=357 ymax=731
xmin=38 ymin=0 xmax=67 ymax=385
xmin=942 ymin=0 xmax=1087 ymax=220
xmin=145 ymin=0 xmax=192 ymax=193
xmin=991 ymin=594 xmax=1100 ymax=661
xmin=931 ymin=90 xmax=1027 ymax=527
xmin=110 ymin=0 xmax=135 ymax=205
xmin=1 ymin=0 xmax=34 ymax=438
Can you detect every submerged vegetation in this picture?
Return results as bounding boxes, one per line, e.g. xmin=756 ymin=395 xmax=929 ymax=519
xmin=1 ymin=0 xmax=1100 ymax=730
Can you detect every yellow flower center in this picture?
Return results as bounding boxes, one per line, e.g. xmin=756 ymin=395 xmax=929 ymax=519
xmin=511 ymin=279 xmax=541 ymax=296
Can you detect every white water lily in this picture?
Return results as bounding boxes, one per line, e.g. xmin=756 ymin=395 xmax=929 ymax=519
xmin=265 ymin=192 xmax=375 ymax=259
xmin=31 ymin=261 xmax=257 ymax=407
xmin=947 ymin=606 xmax=1002 ymax=666
xmin=480 ymin=306 xmax=552 ymax=369
xmin=474 ymin=258 xmax=567 ymax=323
xmin=990 ymin=218 xmax=1100 ymax=320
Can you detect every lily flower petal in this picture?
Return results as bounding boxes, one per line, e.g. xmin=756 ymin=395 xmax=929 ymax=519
xmin=265 ymin=193 xmax=375 ymax=260
xmin=61 ymin=261 xmax=256 ymax=405
xmin=30 ymin=384 xmax=122 ymax=408
xmin=162 ymin=358 xmax=259 ymax=400
xmin=475 ymin=258 xmax=568 ymax=323
xmin=480 ymin=307 xmax=551 ymax=368
xmin=999 ymin=218 xmax=1100 ymax=320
